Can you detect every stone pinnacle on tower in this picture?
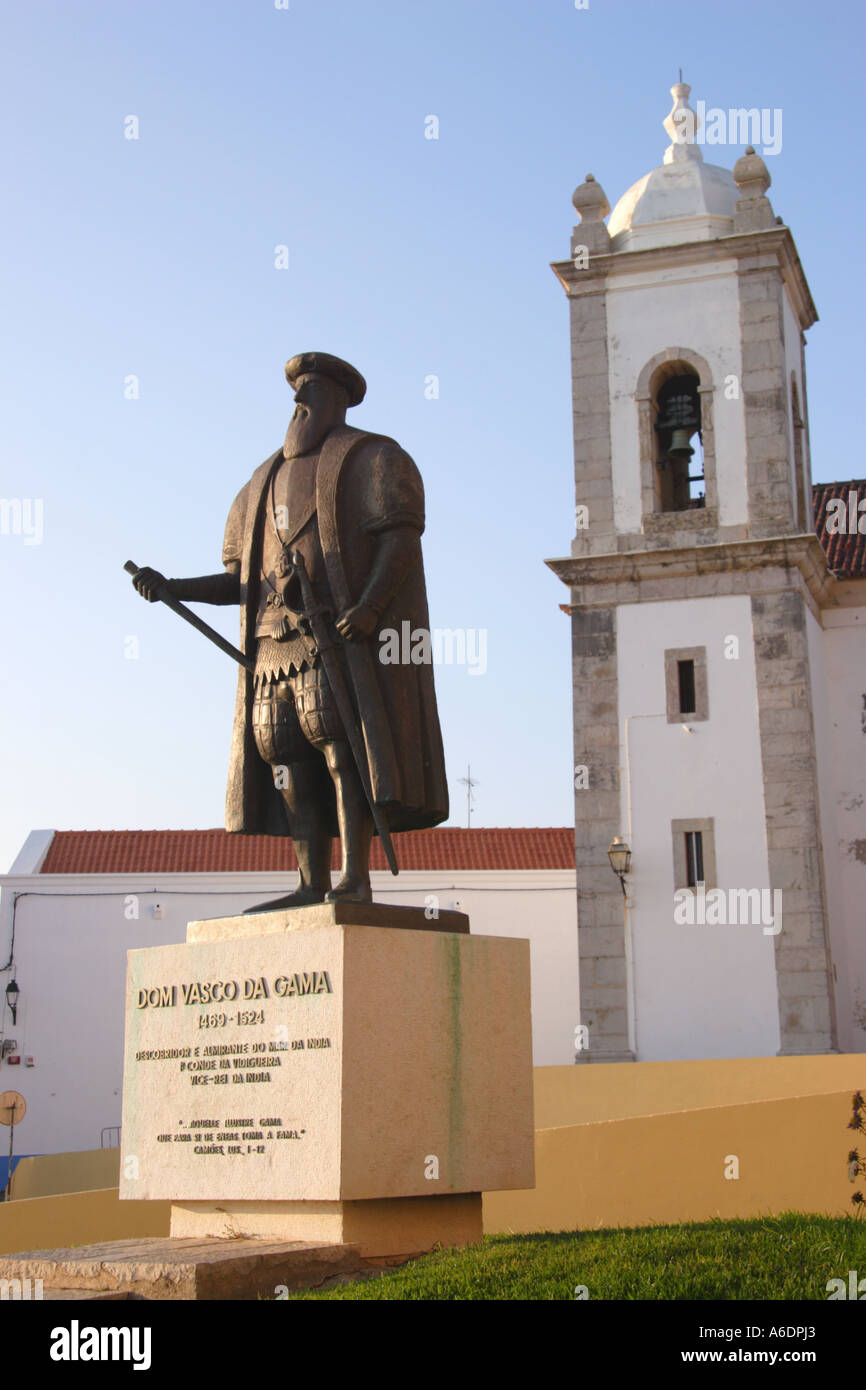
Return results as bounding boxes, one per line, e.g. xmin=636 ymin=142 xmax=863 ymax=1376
xmin=732 ymin=144 xmax=777 ymax=231
xmin=571 ymin=173 xmax=611 ymax=255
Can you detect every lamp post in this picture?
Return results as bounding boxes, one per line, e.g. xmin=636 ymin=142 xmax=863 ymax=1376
xmin=4 ymin=979 xmax=19 ymax=1027
xmin=4 ymin=978 xmax=18 ymax=1034
xmin=607 ymin=837 xmax=632 ymax=897
xmin=607 ymin=837 xmax=636 ymax=1059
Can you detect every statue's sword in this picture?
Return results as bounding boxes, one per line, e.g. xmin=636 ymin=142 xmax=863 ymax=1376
xmin=123 ymin=561 xmax=255 ymax=672
xmin=289 ymin=550 xmax=399 ymax=876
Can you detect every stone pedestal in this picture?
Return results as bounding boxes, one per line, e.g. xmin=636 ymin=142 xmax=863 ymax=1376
xmin=170 ymin=1195 xmax=483 ymax=1257
xmin=119 ymin=903 xmax=534 ymax=1260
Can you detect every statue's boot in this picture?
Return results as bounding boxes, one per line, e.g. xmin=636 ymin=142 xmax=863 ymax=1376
xmin=246 ymin=890 xmax=325 ymax=913
xmin=324 ymin=739 xmax=374 ymax=904
xmin=244 ymin=759 xmax=333 ymax=913
xmin=326 ymin=876 xmax=373 ymax=904
xmin=243 ymin=833 xmax=333 ymax=913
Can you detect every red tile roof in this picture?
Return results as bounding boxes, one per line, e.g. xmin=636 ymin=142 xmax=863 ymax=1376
xmin=813 ymin=481 xmax=866 ymax=578
xmin=38 ymin=827 xmax=575 ymax=875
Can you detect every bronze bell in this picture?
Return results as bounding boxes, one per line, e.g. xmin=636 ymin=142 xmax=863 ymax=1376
xmin=667 ymin=427 xmax=695 ymax=463
xmin=655 ymin=374 xmax=701 ymax=465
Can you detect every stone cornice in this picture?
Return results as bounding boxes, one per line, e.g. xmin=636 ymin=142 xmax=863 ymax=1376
xmin=551 ymin=224 xmax=818 ymax=331
xmin=546 ymin=534 xmax=837 ymax=611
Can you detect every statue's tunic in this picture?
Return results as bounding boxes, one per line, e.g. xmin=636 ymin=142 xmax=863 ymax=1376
xmin=221 ymin=425 xmax=449 ymax=838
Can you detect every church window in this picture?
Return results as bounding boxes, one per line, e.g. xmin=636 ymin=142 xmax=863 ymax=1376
xmin=665 ymin=647 xmax=708 ymax=723
xmin=671 ymin=818 xmax=717 ymax=891
xmin=684 ymin=831 xmax=704 ymax=887
xmin=677 ymin=659 xmax=696 ymax=715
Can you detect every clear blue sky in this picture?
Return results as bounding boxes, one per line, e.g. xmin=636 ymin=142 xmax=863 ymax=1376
xmin=1 ymin=0 xmax=863 ymax=871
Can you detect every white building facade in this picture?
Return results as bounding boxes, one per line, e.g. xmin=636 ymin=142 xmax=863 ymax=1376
xmin=548 ymin=82 xmax=866 ymax=1063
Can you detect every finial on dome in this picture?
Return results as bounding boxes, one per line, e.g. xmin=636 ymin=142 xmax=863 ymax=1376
xmin=663 ymin=79 xmax=703 ymax=165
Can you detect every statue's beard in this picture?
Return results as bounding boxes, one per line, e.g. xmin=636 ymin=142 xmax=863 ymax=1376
xmin=283 ymin=404 xmax=333 ymax=459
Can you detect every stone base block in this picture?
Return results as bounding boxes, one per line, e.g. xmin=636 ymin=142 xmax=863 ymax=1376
xmin=0 ymin=1236 xmax=361 ymax=1301
xmin=121 ymin=914 xmax=534 ymax=1203
xmin=170 ymin=1193 xmax=483 ymax=1258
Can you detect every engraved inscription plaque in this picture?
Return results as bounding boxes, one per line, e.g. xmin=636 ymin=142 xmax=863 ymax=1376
xmin=120 ymin=932 xmax=343 ymax=1201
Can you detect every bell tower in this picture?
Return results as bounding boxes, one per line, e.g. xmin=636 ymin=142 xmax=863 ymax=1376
xmin=547 ymin=82 xmax=838 ymax=1063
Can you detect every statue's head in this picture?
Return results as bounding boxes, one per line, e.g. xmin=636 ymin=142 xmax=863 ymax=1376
xmin=283 ymin=352 xmax=366 ymax=460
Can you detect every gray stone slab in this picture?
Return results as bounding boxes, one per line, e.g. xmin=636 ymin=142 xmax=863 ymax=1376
xmin=0 ymin=1236 xmax=361 ymax=1301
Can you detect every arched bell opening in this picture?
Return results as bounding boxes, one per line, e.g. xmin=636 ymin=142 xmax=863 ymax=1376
xmin=652 ymin=364 xmax=704 ymax=512
xmin=635 ymin=348 xmax=717 ymax=527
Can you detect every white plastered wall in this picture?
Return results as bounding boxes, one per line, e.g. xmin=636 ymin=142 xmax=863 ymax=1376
xmin=617 ymin=594 xmax=781 ymax=1060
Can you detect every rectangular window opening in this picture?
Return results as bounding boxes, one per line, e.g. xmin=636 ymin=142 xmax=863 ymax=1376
xmin=672 ymin=817 xmax=715 ymax=891
xmin=677 ymin=659 xmax=696 ymax=715
xmin=685 ymin=831 xmax=704 ymax=888
xmin=665 ymin=647 xmax=708 ymax=724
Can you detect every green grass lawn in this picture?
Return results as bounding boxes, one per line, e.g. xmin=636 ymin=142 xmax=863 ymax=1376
xmin=287 ymin=1214 xmax=866 ymax=1300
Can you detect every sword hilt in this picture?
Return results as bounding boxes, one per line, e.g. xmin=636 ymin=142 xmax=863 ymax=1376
xmin=289 ymin=550 xmax=319 ymax=616
xmin=123 ymin=560 xmax=254 ymax=673
xmin=125 ymin=559 xmax=165 ymax=596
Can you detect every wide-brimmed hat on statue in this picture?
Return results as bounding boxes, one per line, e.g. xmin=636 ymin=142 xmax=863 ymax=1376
xmin=284 ymin=351 xmax=366 ymax=407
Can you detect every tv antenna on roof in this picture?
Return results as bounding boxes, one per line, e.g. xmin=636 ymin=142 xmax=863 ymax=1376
xmin=457 ymin=764 xmax=480 ymax=829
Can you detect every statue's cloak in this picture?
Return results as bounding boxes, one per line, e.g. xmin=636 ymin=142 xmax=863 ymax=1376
xmin=221 ymin=425 xmax=449 ymax=838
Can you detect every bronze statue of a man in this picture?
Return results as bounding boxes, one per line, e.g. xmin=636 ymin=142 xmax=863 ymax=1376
xmin=132 ymin=352 xmax=449 ymax=906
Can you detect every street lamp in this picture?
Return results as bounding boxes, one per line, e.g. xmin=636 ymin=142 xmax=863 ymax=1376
xmin=607 ymin=838 xmax=632 ymax=897
xmin=5 ymin=979 xmax=20 ymax=1026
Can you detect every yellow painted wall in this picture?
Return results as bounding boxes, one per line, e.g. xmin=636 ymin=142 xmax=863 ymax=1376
xmin=0 ymin=1188 xmax=170 ymax=1256
xmin=4 ymin=1060 xmax=864 ymax=1254
xmin=533 ymin=1055 xmax=866 ymax=1128
xmin=12 ymin=1148 xmax=119 ymax=1201
xmin=15 ymin=1059 xmax=865 ymax=1199
xmin=485 ymin=1088 xmax=861 ymax=1234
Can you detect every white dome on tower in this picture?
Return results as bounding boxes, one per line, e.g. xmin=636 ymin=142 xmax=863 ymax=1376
xmin=607 ymin=81 xmax=739 ymax=252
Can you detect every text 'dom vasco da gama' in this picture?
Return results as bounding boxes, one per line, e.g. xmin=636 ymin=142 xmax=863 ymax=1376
xmin=134 ymin=973 xmax=333 ymax=1077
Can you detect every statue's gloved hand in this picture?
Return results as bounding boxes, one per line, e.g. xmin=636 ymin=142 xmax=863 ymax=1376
xmin=131 ymin=566 xmax=169 ymax=602
xmin=335 ymin=603 xmax=379 ymax=642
